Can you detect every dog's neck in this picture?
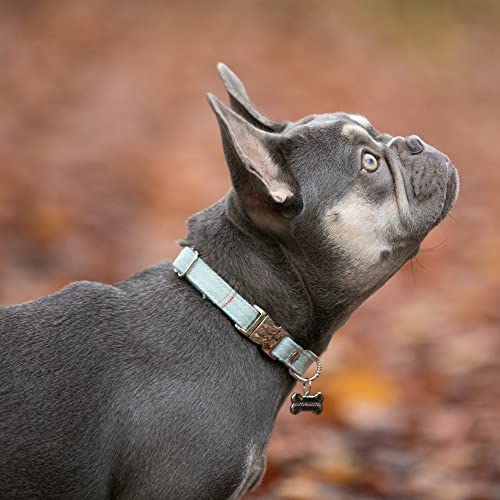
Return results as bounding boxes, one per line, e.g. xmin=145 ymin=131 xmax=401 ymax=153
xmin=182 ymin=193 xmax=355 ymax=355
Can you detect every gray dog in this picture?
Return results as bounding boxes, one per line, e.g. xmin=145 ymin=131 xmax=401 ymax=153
xmin=0 ymin=64 xmax=459 ymax=499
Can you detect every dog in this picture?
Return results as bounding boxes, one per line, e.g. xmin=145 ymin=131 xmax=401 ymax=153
xmin=0 ymin=63 xmax=459 ymax=499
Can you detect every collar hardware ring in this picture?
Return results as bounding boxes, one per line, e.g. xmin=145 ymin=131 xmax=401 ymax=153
xmin=175 ymin=250 xmax=199 ymax=278
xmin=289 ymin=353 xmax=321 ymax=383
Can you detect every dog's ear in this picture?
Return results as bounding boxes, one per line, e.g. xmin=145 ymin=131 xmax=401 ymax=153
xmin=208 ymin=93 xmax=301 ymax=230
xmin=217 ymin=63 xmax=287 ymax=133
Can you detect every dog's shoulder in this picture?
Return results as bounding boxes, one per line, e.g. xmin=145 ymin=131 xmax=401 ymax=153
xmin=0 ymin=279 xmax=127 ymax=341
xmin=56 ymin=279 xmax=125 ymax=308
xmin=2 ymin=279 xmax=121 ymax=309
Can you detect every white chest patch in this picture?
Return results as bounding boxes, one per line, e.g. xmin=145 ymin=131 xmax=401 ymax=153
xmin=323 ymin=190 xmax=400 ymax=266
xmin=230 ymin=444 xmax=266 ymax=498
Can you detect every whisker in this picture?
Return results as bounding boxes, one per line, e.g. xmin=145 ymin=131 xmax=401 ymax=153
xmin=420 ymin=242 xmax=448 ymax=253
xmin=415 ymin=256 xmax=426 ymax=269
xmin=421 ymin=235 xmax=448 ymax=253
xmin=410 ymin=257 xmax=416 ymax=283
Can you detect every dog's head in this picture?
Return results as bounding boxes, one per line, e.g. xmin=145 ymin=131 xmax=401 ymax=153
xmin=209 ymin=64 xmax=459 ymax=298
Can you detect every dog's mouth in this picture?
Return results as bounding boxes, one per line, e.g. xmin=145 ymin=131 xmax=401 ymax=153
xmin=436 ymin=163 xmax=459 ymax=224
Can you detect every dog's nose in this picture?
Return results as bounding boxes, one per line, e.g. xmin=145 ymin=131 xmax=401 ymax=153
xmin=406 ymin=135 xmax=425 ymax=155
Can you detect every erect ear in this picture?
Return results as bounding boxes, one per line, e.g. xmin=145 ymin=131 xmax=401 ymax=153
xmin=217 ymin=62 xmax=287 ymax=133
xmin=208 ymin=93 xmax=301 ymax=225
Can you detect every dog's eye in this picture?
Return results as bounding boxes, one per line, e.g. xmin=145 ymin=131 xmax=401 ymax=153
xmin=361 ymin=152 xmax=379 ymax=172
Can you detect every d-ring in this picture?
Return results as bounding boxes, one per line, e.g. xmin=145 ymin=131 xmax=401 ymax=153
xmin=302 ymin=380 xmax=312 ymax=396
xmin=289 ymin=352 xmax=321 ymax=383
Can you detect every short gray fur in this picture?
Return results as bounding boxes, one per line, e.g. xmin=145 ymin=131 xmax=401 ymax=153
xmin=0 ymin=63 xmax=459 ymax=499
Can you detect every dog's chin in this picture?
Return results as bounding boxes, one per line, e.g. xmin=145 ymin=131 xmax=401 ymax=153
xmin=435 ymin=163 xmax=459 ymax=224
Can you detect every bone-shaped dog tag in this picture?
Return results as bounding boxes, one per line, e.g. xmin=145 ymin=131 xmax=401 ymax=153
xmin=290 ymin=392 xmax=324 ymax=415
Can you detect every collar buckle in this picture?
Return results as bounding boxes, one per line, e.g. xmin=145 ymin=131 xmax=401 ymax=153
xmin=234 ymin=305 xmax=269 ymax=337
xmin=235 ymin=305 xmax=287 ymax=357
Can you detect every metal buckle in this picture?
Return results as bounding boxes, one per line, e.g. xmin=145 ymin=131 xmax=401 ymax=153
xmin=175 ymin=249 xmax=199 ymax=278
xmin=235 ymin=306 xmax=287 ymax=358
xmin=234 ymin=305 xmax=273 ymax=337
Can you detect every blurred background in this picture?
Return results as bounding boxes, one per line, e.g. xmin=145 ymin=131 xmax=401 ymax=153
xmin=1 ymin=1 xmax=499 ymax=498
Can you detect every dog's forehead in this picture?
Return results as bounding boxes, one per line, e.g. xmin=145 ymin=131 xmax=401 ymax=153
xmin=345 ymin=114 xmax=372 ymax=128
xmin=289 ymin=112 xmax=378 ymax=143
xmin=294 ymin=112 xmax=372 ymax=129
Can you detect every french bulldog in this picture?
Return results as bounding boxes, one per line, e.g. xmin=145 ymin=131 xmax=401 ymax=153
xmin=0 ymin=63 xmax=459 ymax=499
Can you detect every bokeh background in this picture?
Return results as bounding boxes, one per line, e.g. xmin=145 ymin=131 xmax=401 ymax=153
xmin=1 ymin=1 xmax=499 ymax=498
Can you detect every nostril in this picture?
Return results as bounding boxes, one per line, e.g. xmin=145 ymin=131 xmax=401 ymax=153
xmin=407 ymin=135 xmax=425 ymax=155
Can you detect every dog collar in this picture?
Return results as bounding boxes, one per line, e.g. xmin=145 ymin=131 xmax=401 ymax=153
xmin=172 ymin=246 xmax=321 ymax=382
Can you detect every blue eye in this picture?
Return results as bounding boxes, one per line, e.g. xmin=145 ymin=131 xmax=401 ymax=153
xmin=362 ymin=152 xmax=379 ymax=172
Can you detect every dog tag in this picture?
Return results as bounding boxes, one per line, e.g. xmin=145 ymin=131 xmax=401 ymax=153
xmin=290 ymin=392 xmax=324 ymax=415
